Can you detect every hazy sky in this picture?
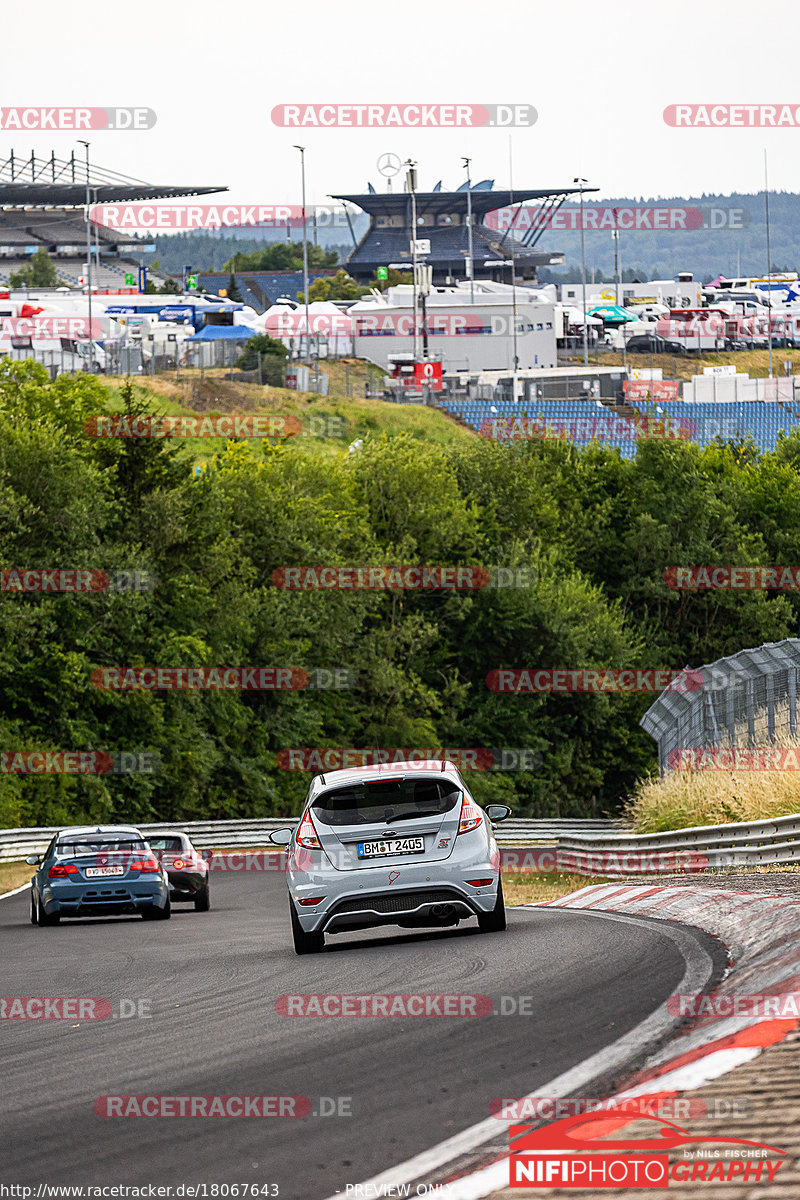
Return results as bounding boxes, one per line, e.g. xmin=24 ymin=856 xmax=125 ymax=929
xmin=2 ymin=0 xmax=797 ymax=207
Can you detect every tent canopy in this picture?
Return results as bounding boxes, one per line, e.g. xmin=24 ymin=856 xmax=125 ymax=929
xmin=588 ymin=304 xmax=636 ymax=324
xmin=186 ymin=324 xmax=255 ymax=342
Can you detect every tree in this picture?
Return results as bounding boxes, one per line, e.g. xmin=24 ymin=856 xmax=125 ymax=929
xmin=10 ymin=248 xmax=59 ymax=288
xmin=223 ymin=243 xmax=339 ymax=273
xmin=235 ymin=333 xmax=288 ymax=374
xmin=227 ymin=273 xmax=243 ymax=302
xmin=159 ymin=278 xmax=182 ymax=294
xmin=299 ymin=270 xmax=370 ymax=304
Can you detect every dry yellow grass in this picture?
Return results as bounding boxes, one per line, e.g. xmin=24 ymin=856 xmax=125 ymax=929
xmin=504 ymin=872 xmax=610 ymax=905
xmin=0 ymin=861 xmax=32 ymax=894
xmin=562 ymin=348 xmax=800 ymax=383
xmin=627 ymin=718 xmax=800 ymax=832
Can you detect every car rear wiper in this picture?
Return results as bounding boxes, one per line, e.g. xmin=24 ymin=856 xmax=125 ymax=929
xmin=383 ymin=810 xmax=443 ymax=823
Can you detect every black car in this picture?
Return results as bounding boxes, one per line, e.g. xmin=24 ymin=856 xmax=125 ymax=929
xmin=147 ymin=832 xmax=211 ymax=911
xmin=624 ymin=335 xmax=688 ymax=355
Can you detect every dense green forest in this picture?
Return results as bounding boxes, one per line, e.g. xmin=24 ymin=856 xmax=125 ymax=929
xmin=3 ymin=361 xmax=800 ymax=830
xmin=142 ymin=191 xmax=800 ymax=282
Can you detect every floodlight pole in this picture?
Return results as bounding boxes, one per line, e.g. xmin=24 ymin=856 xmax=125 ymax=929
xmin=462 ymin=156 xmax=474 ymax=303
xmin=294 ymin=145 xmax=310 ymax=365
xmin=765 ymin=149 xmax=773 ymax=379
xmin=78 ymin=140 xmax=93 ymax=373
xmin=406 ymin=160 xmax=419 ymax=361
xmin=575 ymin=177 xmax=589 ymax=366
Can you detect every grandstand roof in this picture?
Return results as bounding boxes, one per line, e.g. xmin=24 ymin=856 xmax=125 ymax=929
xmin=0 ymin=151 xmax=225 ymax=207
xmin=331 ymin=187 xmax=597 ymax=219
xmin=331 ymin=185 xmax=596 ymax=282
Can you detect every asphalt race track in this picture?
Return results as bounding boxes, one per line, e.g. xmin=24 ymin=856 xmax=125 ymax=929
xmin=1 ymin=871 xmax=698 ymax=1198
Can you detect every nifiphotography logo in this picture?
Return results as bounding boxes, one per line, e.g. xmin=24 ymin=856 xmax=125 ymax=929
xmin=508 ymin=1105 xmax=785 ymax=1188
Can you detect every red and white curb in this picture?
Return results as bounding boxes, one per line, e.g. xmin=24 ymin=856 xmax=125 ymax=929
xmin=545 ymin=883 xmax=800 ymax=1100
xmin=329 ymin=884 xmax=800 ymax=1200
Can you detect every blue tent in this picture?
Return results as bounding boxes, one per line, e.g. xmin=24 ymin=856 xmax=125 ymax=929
xmin=186 ymin=324 xmax=256 ymax=342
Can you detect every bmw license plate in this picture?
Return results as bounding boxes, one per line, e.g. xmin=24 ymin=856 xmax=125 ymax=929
xmin=357 ymin=837 xmax=425 ymax=859
xmin=85 ymin=866 xmax=125 ymax=877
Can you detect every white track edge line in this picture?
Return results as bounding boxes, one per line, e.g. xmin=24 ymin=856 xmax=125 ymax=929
xmin=320 ymin=905 xmax=714 ymax=1200
xmin=0 ymin=882 xmax=30 ymax=901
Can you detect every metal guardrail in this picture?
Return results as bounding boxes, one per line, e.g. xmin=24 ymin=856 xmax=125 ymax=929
xmin=556 ymin=812 xmax=800 ymax=875
xmin=0 ymin=818 xmax=620 ymax=863
xmin=6 ymin=815 xmax=797 ymax=876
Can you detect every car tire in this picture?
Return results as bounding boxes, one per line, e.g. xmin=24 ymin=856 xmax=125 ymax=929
xmin=478 ymin=879 xmax=507 ymax=934
xmin=36 ymin=894 xmax=60 ymax=926
xmin=142 ymin=898 xmax=171 ymax=921
xmin=194 ymin=883 xmax=211 ymax=912
xmin=30 ymin=891 xmax=37 ymax=925
xmin=290 ymin=899 xmax=324 ymax=954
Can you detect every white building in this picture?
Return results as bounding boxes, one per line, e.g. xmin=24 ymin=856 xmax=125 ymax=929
xmin=349 ymin=280 xmax=557 ymax=373
xmin=559 ymin=276 xmax=703 ymax=311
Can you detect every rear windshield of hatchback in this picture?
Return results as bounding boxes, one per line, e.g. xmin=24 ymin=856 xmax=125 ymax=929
xmin=312 ymin=776 xmax=461 ymax=826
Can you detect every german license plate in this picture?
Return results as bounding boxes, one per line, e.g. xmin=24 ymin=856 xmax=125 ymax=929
xmin=85 ymin=866 xmax=125 ymax=877
xmin=357 ymin=837 xmax=425 ymax=859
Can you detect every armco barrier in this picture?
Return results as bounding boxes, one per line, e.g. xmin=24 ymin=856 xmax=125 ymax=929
xmin=4 ymin=813 xmax=800 ymax=872
xmin=556 ymin=811 xmax=800 ymax=874
xmin=0 ymin=818 xmax=620 ymax=863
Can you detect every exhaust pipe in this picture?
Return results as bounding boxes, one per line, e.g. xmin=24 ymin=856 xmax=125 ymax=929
xmin=430 ymin=903 xmax=456 ymax=919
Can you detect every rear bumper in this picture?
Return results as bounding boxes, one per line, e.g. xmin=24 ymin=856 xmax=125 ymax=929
xmin=42 ymin=878 xmax=168 ymax=917
xmin=290 ymin=870 xmax=499 ymax=933
xmin=166 ymin=870 xmax=207 ymax=899
xmin=321 ymin=887 xmax=479 ymax=933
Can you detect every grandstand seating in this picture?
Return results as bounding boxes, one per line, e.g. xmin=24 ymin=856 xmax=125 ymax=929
xmin=439 ymin=397 xmax=800 ymax=456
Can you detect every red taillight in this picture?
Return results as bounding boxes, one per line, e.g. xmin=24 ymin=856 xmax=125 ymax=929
xmin=130 ymin=857 xmax=159 ymax=872
xmin=466 ymin=878 xmax=494 ymax=887
xmin=173 ymin=858 xmax=186 ymax=870
xmin=457 ymin=794 xmax=483 ymax=835
xmin=298 ymin=896 xmax=325 ymax=906
xmin=48 ymin=863 xmax=78 ymax=878
xmin=296 ymin=810 xmax=322 ymax=850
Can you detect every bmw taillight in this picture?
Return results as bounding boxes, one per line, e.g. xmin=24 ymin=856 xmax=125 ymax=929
xmin=457 ymin=794 xmax=483 ymax=835
xmin=130 ymin=857 xmax=159 ymax=873
xmin=296 ymin=810 xmax=322 ymax=850
xmin=48 ymin=863 xmax=78 ymax=878
xmin=173 ymin=858 xmax=186 ymax=870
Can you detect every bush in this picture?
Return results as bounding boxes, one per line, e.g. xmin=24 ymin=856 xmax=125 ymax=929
xmin=236 ymin=334 xmax=289 ymax=376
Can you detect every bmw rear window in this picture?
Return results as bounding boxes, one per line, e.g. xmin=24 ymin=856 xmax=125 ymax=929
xmin=56 ymin=838 xmax=148 ymax=856
xmin=312 ymin=776 xmax=461 ymax=827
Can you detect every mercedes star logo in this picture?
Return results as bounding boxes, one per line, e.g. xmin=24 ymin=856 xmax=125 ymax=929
xmin=377 ymin=153 xmax=402 ymax=177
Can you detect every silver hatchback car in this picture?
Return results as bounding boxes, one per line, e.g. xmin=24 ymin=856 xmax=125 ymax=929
xmin=270 ymin=760 xmax=512 ymax=954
